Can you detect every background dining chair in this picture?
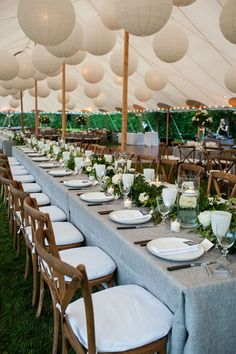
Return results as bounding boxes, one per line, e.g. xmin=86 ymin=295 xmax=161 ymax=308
xmin=34 ymin=226 xmax=173 ymax=354
xmin=24 ymin=196 xmax=116 ymax=354
xmin=207 ymin=170 xmax=236 ymax=198
xmin=178 ymin=145 xmax=199 ymax=164
xmin=178 ymin=163 xmax=205 ymax=178
xmin=157 ymin=159 xmax=177 ymax=183
xmin=135 ymin=154 xmax=157 ymax=173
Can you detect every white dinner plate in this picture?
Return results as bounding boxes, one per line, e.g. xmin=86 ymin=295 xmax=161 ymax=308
xmin=147 ymin=237 xmax=204 ymax=262
xmin=109 ymin=209 xmax=152 ymax=225
xmin=28 ymin=152 xmax=45 ymax=157
xmin=39 ymin=162 xmax=60 ymax=169
xmin=31 ymin=157 xmax=50 ymax=162
xmin=63 ymin=179 xmax=93 ymax=188
xmin=80 ymin=192 xmax=114 ymax=203
xmin=22 ymin=149 xmax=36 ymax=153
xmin=48 ymin=169 xmax=72 ymax=177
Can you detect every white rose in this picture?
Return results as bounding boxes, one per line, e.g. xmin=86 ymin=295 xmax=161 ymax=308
xmin=112 ymin=174 xmax=122 ymax=185
xmin=139 ymin=192 xmax=149 ymax=203
xmin=198 ymin=211 xmax=212 ymax=228
xmin=107 ymin=165 xmax=114 ymax=171
xmin=86 ymin=166 xmax=92 ymax=173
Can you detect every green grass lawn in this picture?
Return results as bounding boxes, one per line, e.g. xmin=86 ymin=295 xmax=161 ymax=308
xmin=0 ymin=197 xmax=54 ymax=354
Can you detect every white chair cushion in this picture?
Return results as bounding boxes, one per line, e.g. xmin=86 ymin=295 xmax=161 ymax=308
xmin=59 ymin=246 xmax=116 ymax=281
xmin=8 ymin=161 xmax=20 ymax=166
xmin=13 ymin=174 xmax=35 ymax=183
xmin=22 ymin=183 xmax=42 ymax=193
xmin=26 ymin=222 xmax=84 ymax=245
xmin=66 ymin=284 xmax=173 ymax=352
xmin=39 ymin=205 xmax=67 ymax=222
xmin=29 ymin=193 xmax=50 ymax=206
xmin=10 ymin=168 xmax=29 ymax=175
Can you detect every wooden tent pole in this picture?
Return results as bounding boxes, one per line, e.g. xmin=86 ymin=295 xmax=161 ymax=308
xmin=166 ymin=110 xmax=169 ymax=146
xmin=121 ymin=31 xmax=129 ymax=152
xmin=62 ymin=63 xmax=66 ymax=139
xmin=34 ymin=80 xmax=39 ymax=137
xmin=20 ymin=90 xmax=24 ymax=131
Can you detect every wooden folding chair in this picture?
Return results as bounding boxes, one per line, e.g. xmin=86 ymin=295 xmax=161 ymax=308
xmin=207 ymin=171 xmax=236 ymax=198
xmin=178 ymin=163 xmax=205 ymax=178
xmin=34 ymin=226 xmax=172 ymax=354
xmin=157 ymin=159 xmax=177 ymax=183
xmin=135 ymin=154 xmax=157 ymax=173
xmin=178 ymin=145 xmax=199 ymax=164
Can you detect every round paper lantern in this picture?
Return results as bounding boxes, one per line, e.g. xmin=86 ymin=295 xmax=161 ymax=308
xmin=65 ymin=71 xmax=78 ymax=92
xmin=0 ymin=79 xmax=15 ymax=90
xmin=17 ymin=0 xmax=76 ymax=46
xmin=29 ymin=81 xmax=50 ymax=97
xmin=113 ymin=0 xmax=172 ymax=37
xmin=47 ymin=21 xmax=83 ymax=58
xmin=7 ymin=88 xmax=19 ymax=96
xmin=134 ymin=84 xmax=153 ymax=102
xmin=93 ymin=93 xmax=107 ymax=108
xmin=145 ymin=68 xmax=168 ymax=91
xmin=0 ymin=87 xmax=9 ymax=97
xmin=0 ymin=51 xmax=19 ymax=80
xmin=15 ymin=78 xmax=35 ymax=90
xmin=66 ymin=100 xmax=76 ymax=110
xmin=32 ymin=70 xmax=46 ymax=81
xmin=173 ymin=0 xmax=196 ymax=6
xmin=16 ymin=52 xmax=35 ymax=79
xmin=32 ymin=45 xmax=63 ymax=75
xmin=64 ymin=50 xmax=87 ymax=65
xmin=12 ymin=91 xmax=21 ymax=100
xmin=110 ymin=47 xmax=139 ymax=76
xmin=47 ymin=75 xmax=61 ymax=91
xmin=83 ymin=17 xmax=116 ymax=56
xmin=57 ymin=92 xmax=70 ymax=104
xmin=153 ymin=23 xmax=189 ymax=63
xmin=81 ymin=60 xmax=104 ymax=84
xmin=99 ymin=0 xmax=122 ymax=31
xmin=220 ymin=0 xmax=236 ymax=44
xmin=9 ymin=98 xmax=20 ymax=109
xmin=84 ymin=84 xmax=101 ymax=99
xmin=224 ymin=65 xmax=236 ymax=92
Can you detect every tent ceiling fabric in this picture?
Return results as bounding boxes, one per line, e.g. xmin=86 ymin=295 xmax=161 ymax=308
xmin=0 ymin=0 xmax=235 ymax=112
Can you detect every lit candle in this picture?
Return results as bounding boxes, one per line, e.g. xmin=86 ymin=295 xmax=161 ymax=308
xmin=124 ymin=198 xmax=132 ymax=208
xmin=171 ymin=219 xmax=181 ymax=233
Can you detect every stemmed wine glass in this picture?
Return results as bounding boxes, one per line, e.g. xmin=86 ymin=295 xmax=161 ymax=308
xmin=211 ymin=211 xmax=234 ymax=264
xmin=119 ymin=173 xmax=134 ymax=201
xmin=95 ymin=164 xmax=106 ymax=186
xmin=74 ymin=157 xmax=84 ymax=175
xmin=156 ymin=188 xmax=177 ymax=224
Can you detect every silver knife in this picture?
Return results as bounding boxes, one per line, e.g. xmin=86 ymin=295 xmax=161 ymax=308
xmin=117 ymin=225 xmax=158 ymax=230
xmin=167 ymin=261 xmax=216 ymax=271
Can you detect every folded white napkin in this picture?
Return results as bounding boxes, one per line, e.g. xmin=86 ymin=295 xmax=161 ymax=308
xmin=154 ymin=242 xmax=199 ymax=256
xmin=114 ymin=210 xmax=150 ymax=222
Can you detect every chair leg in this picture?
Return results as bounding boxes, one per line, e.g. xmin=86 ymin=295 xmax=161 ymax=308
xmin=49 ymin=287 xmax=60 ymax=354
xmin=24 ymin=246 xmax=31 ymax=280
xmin=36 ymin=273 xmax=45 ymax=319
xmin=62 ymin=332 xmax=69 ymax=354
xmin=31 ymin=252 xmax=38 ymax=307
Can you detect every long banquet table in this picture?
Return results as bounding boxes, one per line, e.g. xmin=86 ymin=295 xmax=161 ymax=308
xmin=13 ymin=147 xmax=236 ymax=354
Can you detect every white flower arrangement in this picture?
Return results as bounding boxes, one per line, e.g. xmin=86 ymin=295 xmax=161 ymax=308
xmin=179 ymin=194 xmax=197 ymax=209
xmin=139 ymin=192 xmax=149 ymax=204
xmin=112 ymin=173 xmax=122 ymax=185
xmin=198 ymin=211 xmax=212 ymax=228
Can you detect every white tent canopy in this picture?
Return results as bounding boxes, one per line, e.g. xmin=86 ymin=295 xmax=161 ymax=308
xmin=0 ymin=0 xmax=234 ymax=113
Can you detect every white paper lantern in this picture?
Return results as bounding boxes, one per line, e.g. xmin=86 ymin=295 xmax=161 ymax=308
xmin=0 ymin=79 xmax=15 ymax=90
xmin=7 ymin=88 xmax=19 ymax=96
xmin=32 ymin=70 xmax=46 ymax=81
xmin=220 ymin=0 xmax=236 ymax=44
xmin=113 ymin=0 xmax=172 ymax=37
xmin=9 ymin=98 xmax=20 ymax=109
xmin=153 ymin=23 xmax=189 ymax=63
xmin=0 ymin=87 xmax=9 ymax=97
xmin=47 ymin=75 xmax=61 ymax=91
xmin=15 ymin=78 xmax=35 ymax=90
xmin=224 ymin=66 xmax=236 ymax=92
xmin=81 ymin=60 xmax=104 ymax=84
xmin=47 ymin=22 xmax=83 ymax=58
xmin=64 ymin=50 xmax=87 ymax=66
xmin=145 ymin=68 xmax=168 ymax=91
xmin=83 ymin=17 xmax=116 ymax=56
xmin=0 ymin=51 xmax=19 ymax=80
xmin=134 ymin=84 xmax=153 ymax=102
xmin=17 ymin=0 xmax=76 ymax=46
xmin=65 ymin=71 xmax=78 ymax=92
xmin=12 ymin=91 xmax=21 ymax=100
xmin=16 ymin=52 xmax=35 ymax=79
xmin=93 ymin=93 xmax=107 ymax=108
xmin=57 ymin=92 xmax=70 ymax=104
xmin=29 ymin=81 xmax=50 ymax=97
xmin=110 ymin=47 xmax=139 ymax=76
xmin=32 ymin=45 xmax=63 ymax=75
xmin=99 ymin=0 xmax=122 ymax=31
xmin=47 ymin=68 xmax=62 ymax=77
xmin=66 ymin=100 xmax=76 ymax=110
xmin=173 ymin=0 xmax=196 ymax=6
xmin=84 ymin=84 xmax=101 ymax=99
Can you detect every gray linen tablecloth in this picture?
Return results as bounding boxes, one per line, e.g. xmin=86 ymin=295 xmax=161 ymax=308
xmin=13 ymin=147 xmax=236 ymax=354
